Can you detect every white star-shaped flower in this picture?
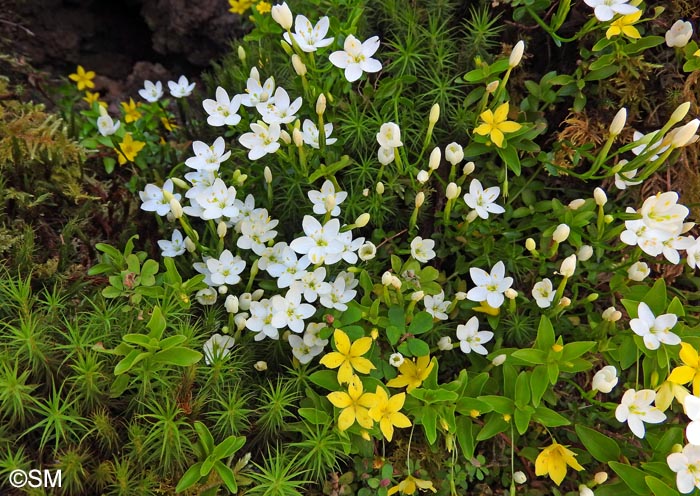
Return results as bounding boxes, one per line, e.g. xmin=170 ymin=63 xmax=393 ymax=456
xmin=167 ymin=75 xmax=196 ymax=98
xmin=329 ymin=34 xmax=382 ymax=82
xmin=283 ymin=15 xmax=334 ymax=52
xmin=467 ymin=261 xmax=513 ymax=308
xmin=202 ymin=87 xmax=242 ymax=127
xmin=463 ymin=179 xmax=505 ymax=219
xmin=630 ymin=302 xmax=680 ymax=350
xmin=583 ymin=0 xmax=639 ymax=22
xmin=138 ymin=80 xmax=163 ymax=102
xmin=456 ymin=316 xmax=493 ymax=355
xmin=239 ymin=122 xmax=281 ymax=160
xmin=615 ymin=388 xmax=666 ymax=438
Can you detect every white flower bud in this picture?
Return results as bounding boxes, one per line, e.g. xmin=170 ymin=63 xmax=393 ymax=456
xmin=438 ymin=336 xmax=452 ymax=351
xmin=218 ymin=285 xmax=228 ymax=295
xmin=280 ymin=130 xmax=291 ymax=144
xmin=505 ymin=288 xmax=517 ymax=300
xmin=362 ymin=188 xmax=369 ymax=196
xmin=568 ymin=198 xmax=586 ymax=210
xmin=237 ymin=46 xmax=246 ymax=62
xmin=669 ymin=101 xmax=691 ymax=126
xmin=234 ymin=312 xmax=248 ymax=331
xmin=665 ymin=20 xmax=693 ymax=48
xmin=593 ymin=187 xmax=607 ymax=206
xmin=239 ymin=293 xmax=252 ymax=311
xmin=509 ymin=40 xmax=525 ymax=68
xmin=455 ymin=291 xmax=467 ymax=301
xmin=417 ymin=170 xmax=430 ymax=184
xmin=217 ymin=221 xmax=227 ymax=238
xmin=579 ymin=485 xmax=594 ymax=496
xmin=292 ymin=54 xmax=306 ymax=76
xmin=525 ymin=238 xmax=536 ymax=251
xmin=429 ymin=103 xmax=440 ymax=125
xmin=389 ymin=352 xmax=404 ymax=367
xmin=170 ymin=177 xmax=189 ymax=189
xmin=254 ymin=360 xmax=268 ymax=371
xmin=390 ymin=275 xmax=402 ymax=290
xmin=355 ymin=213 xmax=370 ymax=227
xmin=376 ymin=182 xmax=385 ymax=195
xmin=224 ymin=295 xmax=239 ymax=313
xmin=415 ymin=192 xmax=425 ymax=209
xmin=602 ymin=306 xmax=622 ymax=322
xmin=382 ymin=271 xmax=393 ymax=286
xmin=446 ymin=182 xmax=460 ymax=200
xmin=485 ymin=80 xmax=499 ymax=93
xmin=591 ymin=365 xmax=618 ymax=394
xmin=251 ymin=289 xmax=264 ymax=301
xmin=492 ymin=354 xmax=507 ymax=366
xmin=271 ymin=2 xmax=293 ymax=30
xmin=411 ymin=291 xmax=425 ymax=301
xmin=316 ymin=93 xmax=327 ymax=116
xmin=577 ymin=244 xmax=593 ymax=261
xmin=552 ymin=224 xmax=570 ymax=243
xmin=463 ymin=161 xmax=475 ymax=175
xmin=358 ymin=241 xmax=376 ymax=261
xmin=169 ymin=198 xmax=183 ymax=219
xmin=594 ymin=472 xmax=608 ymax=484
xmin=559 ymin=254 xmax=577 ymax=278
xmin=627 ymin=261 xmax=650 ymax=281
xmin=184 ymin=236 xmax=196 ymax=252
xmin=445 ymin=143 xmax=464 ymax=165
xmin=264 ymin=166 xmax=272 ymax=184
xmin=609 ymin=107 xmax=627 ymax=136
xmin=513 ymin=471 xmax=527 ymax=484
xmin=558 ymin=296 xmax=572 ymax=307
xmin=671 ymin=118 xmax=700 ymax=147
xmin=429 ymin=147 xmax=441 ymax=170
xmin=293 ymin=127 xmax=303 ymax=147
xmin=466 ymin=210 xmax=479 ymax=223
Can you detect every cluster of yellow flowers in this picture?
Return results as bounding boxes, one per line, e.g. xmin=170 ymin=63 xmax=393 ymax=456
xmin=228 ymin=0 xmax=272 ymax=16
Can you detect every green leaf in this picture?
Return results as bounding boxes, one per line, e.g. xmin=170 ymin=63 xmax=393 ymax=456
xmin=214 ymin=460 xmax=238 ymax=493
xmin=159 ymin=335 xmax=188 ymax=349
xmin=514 ymin=372 xmax=530 ymax=408
xmin=645 ymin=476 xmax=680 ymax=496
xmin=644 ymin=278 xmax=667 ymax=315
xmin=176 ymin=462 xmax=204 ymax=493
xmin=532 ymin=406 xmax=570 ymax=427
xmin=114 ymin=349 xmax=147 ymax=375
xmin=386 ymin=326 xmax=402 ymax=346
xmin=339 ymin=303 xmax=363 ymax=325
xmin=535 ymin=316 xmax=555 ymax=350
xmin=408 ymin=312 xmax=433 ymax=335
xmin=576 ymin=425 xmax=620 ymax=463
xmin=194 ymin=422 xmax=214 ymax=454
xmin=140 ymin=259 xmax=159 ymax=285
xmin=388 ymin=306 xmax=405 ymax=328
xmin=475 ymin=413 xmax=508 ymax=441
xmin=420 ymin=408 xmax=438 ymax=445
xmin=146 ymin=306 xmax=167 ymax=339
xmin=609 ymin=461 xmax=652 ymax=495
xmin=477 ymin=395 xmax=514 ymax=414
xmin=309 ymin=370 xmax=339 ymax=391
xmin=101 ymin=286 xmax=122 ymax=299
xmin=513 ymin=407 xmax=531 ymax=435
xmin=497 ymin=145 xmax=521 ymax=176
xmin=456 ymin=416 xmax=476 ymax=460
xmin=212 ymin=436 xmax=245 ymax=460
xmin=511 ymin=349 xmax=547 ymax=365
xmin=667 ymin=297 xmax=685 ymax=317
xmin=298 ymin=408 xmax=332 ymax=425
xmin=561 ymin=341 xmax=596 ymax=361
xmin=530 ymin=365 xmax=549 ymax=407
xmin=406 ymin=338 xmax=430 ymax=357
xmin=153 ymin=347 xmax=202 ymax=367
xmin=623 ymin=36 xmax=665 ymax=55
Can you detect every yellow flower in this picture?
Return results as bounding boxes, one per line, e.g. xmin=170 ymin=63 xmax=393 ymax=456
xmin=256 ymin=1 xmax=271 ymax=14
xmin=605 ymin=11 xmax=642 ymax=40
xmin=655 ymin=380 xmax=690 ymax=412
xmin=386 ymin=355 xmax=435 ymax=392
xmin=388 ymin=475 xmax=437 ymax=495
xmin=160 ymin=116 xmax=178 ymax=132
xmin=535 ymin=442 xmax=584 ymax=486
xmin=68 ymin=65 xmax=96 ymax=91
xmin=82 ymin=91 xmax=106 ymax=108
xmin=121 ymin=98 xmax=142 ymax=123
xmin=473 ymin=102 xmax=522 ymax=148
xmin=228 ymin=0 xmax=253 ymax=14
xmin=668 ymin=342 xmax=700 ymax=395
xmin=117 ymin=133 xmax=146 ymax=165
xmin=368 ymin=387 xmax=411 ymax=442
xmin=319 ymin=329 xmax=375 ymax=385
xmin=327 ymin=375 xmax=375 ymax=431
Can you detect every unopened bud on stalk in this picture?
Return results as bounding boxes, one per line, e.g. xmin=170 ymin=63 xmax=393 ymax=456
xmin=217 ymin=221 xmax=227 ymax=238
xmin=429 ymin=103 xmax=440 ymax=124
xmin=594 ymin=187 xmax=607 ymax=206
xmin=505 ymin=288 xmax=517 ymax=300
xmin=271 ymin=1 xmax=293 ymax=30
xmin=239 ymin=293 xmax=252 ymax=311
xmin=171 ymin=177 xmax=188 ymax=189
xmin=264 ymin=166 xmax=272 ymax=184
xmin=355 ymin=213 xmax=370 ymax=227
xmin=292 ymin=54 xmax=306 ymax=76
xmin=445 ymin=142 xmax=464 ymax=165
xmin=560 ymin=254 xmax=577 ymax=277
xmin=390 ymin=275 xmax=402 ymax=289
xmin=411 ymin=291 xmax=424 ymax=301
xmin=417 ymin=170 xmax=429 ymax=184
xmin=577 ymin=244 xmax=593 ymax=261
xmin=446 ymin=182 xmax=460 ymax=200
xmin=485 ymin=80 xmax=499 ymax=93
xmin=437 ymin=336 xmax=452 ymax=351
xmin=316 ymin=93 xmax=327 ymax=116
xmin=225 ymin=295 xmax=239 ymax=313
xmin=415 ymin=192 xmax=425 ymax=209
xmin=280 ymin=130 xmax=291 ymax=144
xmin=525 ymin=238 xmax=536 ymax=251
xmin=293 ymin=127 xmax=303 ymax=147
xmin=376 ymin=182 xmax=385 ymax=194
xmin=463 ymin=161 xmax=475 ymax=175
xmin=169 ymin=198 xmax=183 ymax=219
xmin=594 ymin=472 xmax=608 ymax=485
xmin=237 ymin=46 xmax=246 ymax=62
xmin=558 ymin=296 xmax=572 ymax=307
xmin=586 ymin=293 xmax=599 ymax=302
xmin=552 ymin=224 xmax=570 ymax=243
xmin=602 ymin=307 xmax=622 ymax=322
xmin=218 ymin=284 xmax=228 ymax=295
xmin=234 ymin=313 xmax=248 ymax=331
xmin=671 ymin=118 xmax=700 ymax=147
xmin=568 ymin=198 xmax=586 ymax=210
xmin=455 ymin=291 xmax=467 ymax=301
xmin=492 ymin=354 xmax=507 ymax=366
xmin=382 ymin=271 xmax=393 ymax=286
xmin=609 ymin=107 xmax=627 ymax=136
xmin=669 ymin=102 xmax=691 ymax=126
xmin=251 ymin=289 xmax=264 ymax=301
xmin=513 ymin=471 xmax=527 ymax=484
xmin=254 ymin=360 xmax=268 ymax=371
xmin=362 ymin=188 xmax=369 ymax=196
xmin=604 ymin=214 xmax=614 ymax=224
xmin=184 ymin=236 xmax=196 ymax=252
xmin=509 ymin=40 xmax=525 ymax=68
xmin=429 ymin=147 xmax=441 ymax=170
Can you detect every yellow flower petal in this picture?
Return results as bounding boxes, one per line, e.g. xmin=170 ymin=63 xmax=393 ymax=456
xmin=386 ymin=375 xmax=410 ymax=389
xmin=327 ymin=391 xmax=352 ymax=409
xmin=337 ymin=405 xmax=356 ymax=431
xmin=668 ymin=365 xmax=697 ymax=385
xmin=350 ymin=336 xmax=373 ymax=357
xmin=498 ymin=121 xmax=522 ymax=133
xmin=606 ymin=26 xmax=620 ymax=39
xmin=387 ymin=392 xmax=406 ymax=412
xmin=319 ymin=351 xmax=344 ymax=369
xmin=337 ymin=361 xmax=355 ymax=385
xmin=680 ymin=342 xmax=699 ymax=368
xmin=491 ymin=128 xmax=505 ymax=148
xmin=355 ymin=407 xmax=374 ymax=429
xmin=349 ymin=356 xmax=375 ymax=375
xmin=493 ymin=102 xmax=510 ymax=122
xmin=333 ymin=329 xmax=351 ymax=355
xmin=535 ymin=449 xmax=549 ymax=476
xmin=548 ymin=453 xmax=567 ymax=485
xmin=623 ymin=26 xmax=641 ymax=39
xmin=474 ymin=123 xmax=492 ymax=136
xmin=380 ymin=417 xmax=395 ymax=441
xmin=390 ymin=411 xmax=412 ymax=428
xmin=479 ymin=109 xmax=495 ymax=125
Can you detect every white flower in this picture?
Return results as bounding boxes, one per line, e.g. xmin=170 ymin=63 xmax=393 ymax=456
xmin=139 ymin=179 xmax=180 ymax=216
xmin=583 ymin=0 xmax=638 ymax=22
xmin=157 ymin=229 xmax=186 ymax=257
xmin=358 ymin=242 xmax=377 ymax=261
xmin=138 ymin=80 xmax=163 ymax=102
xmin=283 ymin=15 xmax=334 ymax=52
xmin=318 ymin=275 xmax=356 ymax=311
xmin=240 ymin=73 xmax=275 ymax=107
xmin=627 ymin=261 xmax=650 ymax=281
xmin=271 ymin=1 xmax=293 ymax=29
xmin=257 ymin=87 xmax=302 ymax=124
xmin=615 ymin=388 xmax=666 ymax=438
xmin=684 ymin=395 xmax=700 ymax=445
xmin=203 ymin=87 xmax=242 ymax=127
xmin=185 ymin=136 xmax=231 ymax=172
xmin=437 ymin=336 xmax=452 ymax=351
xmin=578 ymin=245 xmax=594 ymax=261
xmin=237 ymin=209 xmax=279 ymax=256
xmin=203 ymin=333 xmax=235 ymax=365
xmin=640 ymin=192 xmax=689 ymax=236
xmin=666 ymin=20 xmax=694 ymax=48
xmin=663 ymin=235 xmax=695 ymax=265
xmin=445 ymin=142 xmax=464 ymax=165
xmin=377 ymin=146 xmax=395 ymax=165
xmin=207 ymin=250 xmax=246 ymax=286
xmin=631 ymin=130 xmax=669 ymax=162
xmin=416 ymin=170 xmax=429 ymax=184
xmin=620 ymin=210 xmax=668 ymax=257
xmin=531 ymin=279 xmax=555 ymax=308
xmin=579 ymin=485 xmax=594 ymax=496
xmin=630 ymin=302 xmax=680 ymax=350
xmin=194 ymin=178 xmax=239 ymax=221
xmin=614 ymin=163 xmax=643 ymax=190
xmin=239 ymin=122 xmax=281 ymax=160
xmin=247 ymin=298 xmax=282 ymax=340
xmin=329 ymin=34 xmax=382 ymax=82
xmin=308 ymin=180 xmax=347 ymax=217
xmin=467 ymin=261 xmax=513 ymax=308
xmin=463 ymin=179 xmax=505 ymax=219
xmin=559 ymin=254 xmax=577 ymax=278
xmin=168 ymin=75 xmax=196 ymax=98
xmin=225 ymin=295 xmax=239 ymax=313
xmin=389 ymin=352 xmax=405 ymax=367
xmin=376 ymin=122 xmax=402 ymax=148
xmin=272 ymin=290 xmax=316 ymax=333
xmin=288 ymin=334 xmax=324 ymax=364
xmin=592 ymin=365 xmax=618 ymax=393
xmin=424 ymin=291 xmax=450 ymax=320
xmin=410 ymin=236 xmax=436 ymax=263
xmin=290 ymin=266 xmax=326 ymax=303
xmin=301 ymin=119 xmax=337 ymax=148
xmin=667 ymin=443 xmax=700 ymax=493
xmin=290 ymin=216 xmax=344 ymax=265
xmin=552 ymin=224 xmax=570 ymax=243
xmin=509 ymin=40 xmax=525 ymax=68
xmin=456 ymin=316 xmax=493 ymax=355
xmin=196 ymin=287 xmax=218 ymax=305
xmin=96 ymin=106 xmax=120 ymax=136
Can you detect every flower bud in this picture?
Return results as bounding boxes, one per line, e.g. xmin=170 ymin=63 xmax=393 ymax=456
xmin=251 ymin=289 xmax=264 ymax=301
xmin=455 ymin=291 xmax=467 ymax=301
xmin=390 ymin=275 xmax=402 ymax=290
xmin=509 ymin=40 xmax=525 ymax=68
xmin=505 ymin=288 xmax=517 ymax=300
xmin=316 ymin=93 xmax=326 ymax=116
xmin=560 ymin=254 xmax=577 ymax=278
xmin=525 ymin=238 xmax=536 ymax=251
xmin=609 ymin=107 xmax=626 ymax=136
xmin=592 ymin=365 xmax=618 ymax=394
xmin=239 ymin=292 xmax=252 ymax=311
xmin=446 ymin=182 xmax=460 ymax=200
xmin=428 ymin=103 xmax=440 ymax=125
xmin=382 ymin=271 xmax=393 ymax=286
xmin=218 ymin=285 xmax=228 ymax=295
xmin=577 ymin=244 xmax=593 ymax=261
xmin=271 ymin=2 xmax=293 ymax=30
xmin=594 ymin=187 xmax=607 ymax=206
xmin=411 ymin=291 xmax=424 ymax=301
xmin=171 ymin=177 xmax=189 ymax=189
xmin=437 ymin=336 xmax=452 ymax=351
xmin=428 ymin=147 xmax=441 ymax=170
xmin=225 ymin=295 xmax=239 ymax=313
xmin=169 ymin=198 xmax=183 ymax=219
xmin=264 ymin=166 xmax=272 ymax=184
xmin=463 ymin=161 xmax=475 ymax=175
xmin=292 ymin=54 xmax=307 ymax=76
xmin=492 ymin=354 xmax=507 ymax=366
xmin=594 ymin=472 xmax=608 ymax=485
xmin=417 ymin=170 xmax=429 ymax=184
xmin=568 ymin=198 xmax=586 ymax=210
xmin=586 ymin=293 xmax=599 ymax=302
xmin=558 ymin=297 xmax=572 ymax=307
xmin=237 ymin=46 xmax=246 ymax=62
xmin=184 ymin=236 xmax=196 ymax=252
xmin=217 ymin=221 xmax=227 ymax=238
xmin=280 ymin=130 xmax=291 ymax=144
xmin=671 ymin=118 xmax=700 ymax=147
xmin=358 ymin=241 xmax=376 ymax=261
xmin=415 ymin=192 xmax=425 ymax=209
xmin=604 ymin=214 xmax=613 ymax=224
xmin=552 ymin=223 xmax=570 ymax=243
xmin=355 ymin=213 xmax=370 ymax=227
xmin=254 ymin=360 xmax=268 ymax=371
xmin=627 ymin=261 xmax=650 ymax=281
xmin=445 ymin=142 xmax=464 ymax=165
xmin=362 ymin=188 xmax=369 ymax=196
xmin=513 ymin=471 xmax=527 ymax=484
xmin=602 ymin=306 xmax=622 ymax=322
xmin=376 ymin=181 xmax=385 ymax=194
xmin=669 ymin=102 xmax=691 ymax=126
xmin=579 ymin=485 xmax=594 ymax=496
xmin=293 ymin=127 xmax=303 ymax=147
xmin=234 ymin=312 xmax=248 ymax=331
xmin=485 ymin=80 xmax=499 ymax=93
